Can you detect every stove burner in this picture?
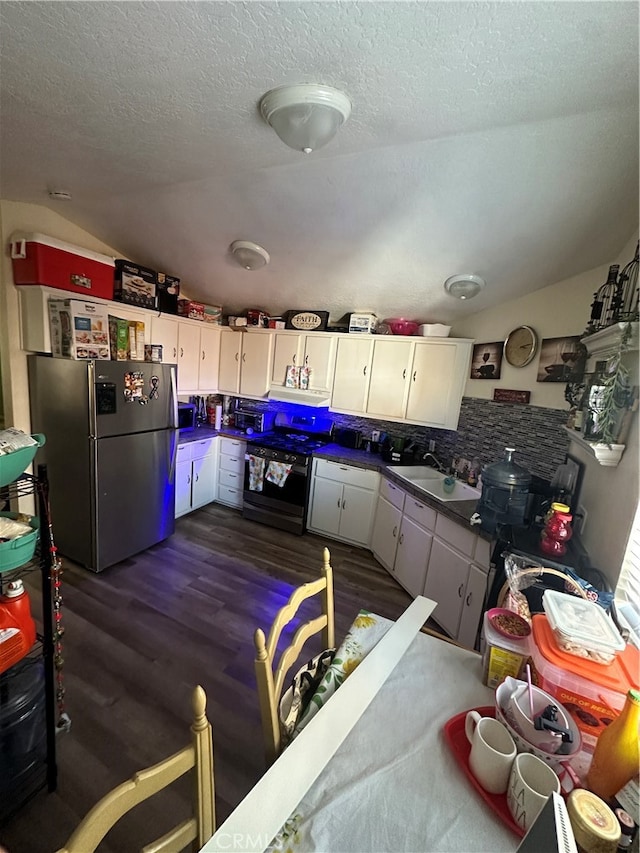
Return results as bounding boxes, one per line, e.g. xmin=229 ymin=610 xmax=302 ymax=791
xmin=250 ymin=431 xmax=332 ymax=456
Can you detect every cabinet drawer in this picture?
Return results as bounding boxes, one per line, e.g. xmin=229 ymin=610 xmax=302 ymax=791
xmin=403 ymin=495 xmax=436 ymax=531
xmin=177 ymin=443 xmax=192 ymax=463
xmin=191 ymin=438 xmax=215 ymax=458
xmin=473 ymin=537 xmax=491 ymax=571
xmin=314 ymin=458 xmax=378 ymax=490
xmin=220 ymin=452 xmax=244 ymax=474
xmin=434 ymin=514 xmax=476 ymax=557
xmin=218 ymin=468 xmax=242 ymax=489
xmin=220 ymin=437 xmax=245 ymax=455
xmin=217 ymin=486 xmax=243 ymax=508
xmin=379 ymin=477 xmax=406 ymax=511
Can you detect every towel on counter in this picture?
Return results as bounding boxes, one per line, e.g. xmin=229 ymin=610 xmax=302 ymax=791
xmin=266 ymin=461 xmax=293 ymax=487
xmin=248 ymin=455 xmax=266 ymax=492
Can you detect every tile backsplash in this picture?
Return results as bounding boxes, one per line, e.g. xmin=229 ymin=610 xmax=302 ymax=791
xmin=233 ymin=396 xmax=570 ymax=481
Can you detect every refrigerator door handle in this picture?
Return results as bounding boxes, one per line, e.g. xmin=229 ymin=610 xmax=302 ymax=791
xmin=88 ymin=361 xmax=97 ymax=438
xmin=169 ymin=366 xmax=178 ymax=429
xmin=169 ymin=437 xmax=177 ymax=485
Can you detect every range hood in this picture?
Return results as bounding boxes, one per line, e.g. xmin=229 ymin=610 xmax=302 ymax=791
xmin=267 ymin=386 xmax=331 ymax=407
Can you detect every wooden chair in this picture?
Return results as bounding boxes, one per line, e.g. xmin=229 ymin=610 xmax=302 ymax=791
xmin=56 ymin=685 xmax=215 ymax=853
xmin=254 ymin=546 xmax=335 ymax=766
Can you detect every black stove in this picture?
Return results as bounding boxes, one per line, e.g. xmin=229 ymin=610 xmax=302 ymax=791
xmin=243 ymin=412 xmax=334 ymax=534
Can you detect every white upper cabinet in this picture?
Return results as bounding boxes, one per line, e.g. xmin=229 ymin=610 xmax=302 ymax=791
xmin=198 ymin=325 xmax=220 ymax=392
xmin=405 ymin=340 xmax=472 ymax=429
xmin=366 ymin=339 xmax=412 ymax=419
xmin=219 ymin=329 xmax=273 ymax=398
xmin=330 ymin=337 xmax=374 ymax=413
xmin=177 ymin=321 xmax=201 ymax=392
xmin=271 ymin=332 xmax=336 ymax=392
xmin=150 ymin=315 xmax=179 ymax=364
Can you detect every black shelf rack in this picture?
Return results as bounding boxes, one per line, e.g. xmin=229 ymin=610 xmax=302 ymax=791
xmin=0 ymin=464 xmax=57 ymax=824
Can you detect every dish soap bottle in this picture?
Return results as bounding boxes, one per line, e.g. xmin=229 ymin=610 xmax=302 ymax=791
xmin=587 ymin=689 xmax=640 ymax=803
xmin=0 ymin=579 xmax=37 ymax=674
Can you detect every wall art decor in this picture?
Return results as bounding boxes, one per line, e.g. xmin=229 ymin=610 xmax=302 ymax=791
xmin=493 ymin=389 xmax=531 ymax=404
xmin=470 ymin=342 xmax=503 ymax=379
xmin=536 ymin=335 xmax=582 ymax=383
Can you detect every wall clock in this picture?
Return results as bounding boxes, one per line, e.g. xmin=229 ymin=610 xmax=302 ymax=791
xmin=504 ymin=325 xmax=538 ymax=367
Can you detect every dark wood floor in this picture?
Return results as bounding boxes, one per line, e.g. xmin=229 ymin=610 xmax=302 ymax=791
xmin=2 ymin=503 xmax=419 ymax=853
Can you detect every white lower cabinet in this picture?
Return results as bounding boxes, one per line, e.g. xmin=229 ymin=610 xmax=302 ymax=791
xmin=175 ymin=438 xmax=218 ymax=518
xmin=308 ymin=459 xmax=379 ymax=547
xmin=372 ymin=476 xmax=488 ymax=648
xmin=216 ymin=436 xmax=246 ymax=508
xmin=372 ymin=480 xmax=434 ymax=598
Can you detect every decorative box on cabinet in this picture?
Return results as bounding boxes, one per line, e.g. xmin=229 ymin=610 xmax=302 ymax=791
xmin=175 ymin=438 xmax=218 ymax=518
xmin=216 ymin=436 xmax=246 ymax=509
xmin=307 ymin=458 xmax=379 ymax=547
xmin=0 ymin=467 xmax=58 ymax=823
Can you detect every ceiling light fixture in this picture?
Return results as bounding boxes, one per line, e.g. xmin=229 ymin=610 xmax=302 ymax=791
xmin=230 ymin=240 xmax=270 ymax=271
xmin=444 ymin=274 xmax=486 ymax=300
xmin=259 ymin=84 xmax=352 ymax=154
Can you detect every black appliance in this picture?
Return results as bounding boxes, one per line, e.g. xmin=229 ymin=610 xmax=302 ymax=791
xmin=476 ymin=448 xmax=531 ymax=533
xmin=242 ymin=412 xmax=334 ymax=535
xmin=334 ymin=428 xmax=362 ymax=449
xmin=380 ymin=435 xmax=418 ymax=464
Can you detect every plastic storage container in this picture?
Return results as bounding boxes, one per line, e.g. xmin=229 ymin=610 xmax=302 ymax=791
xmin=418 ymin=323 xmax=451 ymax=337
xmin=529 ymin=614 xmax=639 ymax=751
xmin=10 ymin=232 xmax=115 ymax=298
xmin=0 ymin=513 xmax=40 ymax=574
xmin=477 ymin=448 xmax=531 ymax=533
xmin=0 ymin=659 xmax=47 ymax=806
xmin=543 ymin=590 xmax=625 ymax=665
xmin=0 ymin=434 xmax=45 ymax=487
xmin=481 ymin=611 xmax=531 ymax=688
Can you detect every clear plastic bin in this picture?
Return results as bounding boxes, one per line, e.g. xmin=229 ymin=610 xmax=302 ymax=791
xmin=542 ymin=589 xmax=625 ymax=665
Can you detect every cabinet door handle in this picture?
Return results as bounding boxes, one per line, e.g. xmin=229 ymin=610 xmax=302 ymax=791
xmin=466 ymin=592 xmax=472 ymax=606
xmin=363 ymin=365 xmax=367 ymax=376
xmin=399 ymin=533 xmax=404 ymax=544
xmin=458 ymin=583 xmax=464 ymax=598
xmin=228 ymin=473 xmax=236 ymax=479
xmin=402 ymin=368 xmax=406 ymax=379
xmin=342 ymin=499 xmax=346 ymax=509
xmin=187 ymin=474 xmax=191 ymax=484
xmin=180 ymin=347 xmax=184 ymax=358
xmin=242 ymin=352 xmax=246 ymax=362
xmin=235 ymin=352 xmax=239 ymax=361
xmin=339 ymin=466 xmax=348 ymax=471
xmin=337 ymin=498 xmax=342 ymax=508
xmin=202 ymin=350 xmax=206 ymax=360
xmin=414 ymin=501 xmax=422 ymax=509
xmin=173 ymin=347 xmax=177 ymax=359
xmin=293 ymin=353 xmax=297 ymax=365
xmin=305 ymin=354 xmax=309 ymax=365
xmin=412 ymin=370 xmax=417 ymax=382
xmin=195 ymin=473 xmax=199 ymax=482
xmin=392 ymin=525 xmax=397 ymax=537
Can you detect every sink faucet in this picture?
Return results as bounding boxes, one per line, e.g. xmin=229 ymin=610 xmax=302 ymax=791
xmin=422 ymin=451 xmax=446 ymax=472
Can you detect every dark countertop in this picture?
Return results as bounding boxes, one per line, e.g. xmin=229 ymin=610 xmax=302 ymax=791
xmin=177 ymin=426 xmax=253 ymax=444
xmin=313 ymin=443 xmax=488 ymax=540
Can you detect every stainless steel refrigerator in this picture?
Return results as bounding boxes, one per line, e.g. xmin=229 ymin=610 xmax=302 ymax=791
xmin=28 ymin=356 xmax=178 ymax=572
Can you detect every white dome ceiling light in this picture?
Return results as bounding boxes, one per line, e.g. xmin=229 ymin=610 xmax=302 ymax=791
xmin=230 ymin=240 xmax=270 ymax=271
xmin=444 ymin=274 xmax=486 ymax=300
xmin=259 ymin=84 xmax=352 ymax=154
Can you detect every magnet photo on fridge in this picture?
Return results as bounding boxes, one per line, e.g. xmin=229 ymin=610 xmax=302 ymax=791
xmin=470 ymin=342 xmax=503 ymax=379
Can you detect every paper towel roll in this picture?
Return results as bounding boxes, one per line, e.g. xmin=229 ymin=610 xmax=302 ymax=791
xmin=214 ymin=405 xmax=222 ymax=431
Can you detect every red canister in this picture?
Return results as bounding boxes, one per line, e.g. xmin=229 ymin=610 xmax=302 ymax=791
xmin=540 ymin=502 xmax=573 ymax=556
xmin=0 ymin=580 xmax=37 ymax=674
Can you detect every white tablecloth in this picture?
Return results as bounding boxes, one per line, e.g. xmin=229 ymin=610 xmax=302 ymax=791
xmin=269 ymin=630 xmax=515 ymax=853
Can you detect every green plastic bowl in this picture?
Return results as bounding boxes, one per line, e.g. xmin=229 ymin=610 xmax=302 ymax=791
xmin=0 ymin=434 xmax=46 ymax=487
xmin=0 ymin=512 xmax=40 ymax=573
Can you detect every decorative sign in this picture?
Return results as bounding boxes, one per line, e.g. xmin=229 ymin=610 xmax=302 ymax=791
xmin=285 ymin=310 xmax=329 ymax=331
xmin=493 ymin=389 xmax=531 ymax=404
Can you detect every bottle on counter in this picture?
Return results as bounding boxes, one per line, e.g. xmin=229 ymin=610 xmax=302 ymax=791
xmin=587 ymin=689 xmax=640 ymax=804
xmin=613 ymin=777 xmax=639 ymax=852
xmin=540 ymin=502 xmax=573 ymax=556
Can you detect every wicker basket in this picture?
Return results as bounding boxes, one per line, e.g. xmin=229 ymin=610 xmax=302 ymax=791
xmin=497 ymin=566 xmax=589 ymax=610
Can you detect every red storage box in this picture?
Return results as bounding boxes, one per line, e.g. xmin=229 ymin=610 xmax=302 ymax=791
xmin=10 ymin=233 xmax=115 ymax=298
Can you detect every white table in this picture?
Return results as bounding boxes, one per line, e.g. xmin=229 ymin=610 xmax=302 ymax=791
xmin=202 ymin=598 xmax=517 ymax=853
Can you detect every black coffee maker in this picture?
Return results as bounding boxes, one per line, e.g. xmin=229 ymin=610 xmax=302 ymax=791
xmin=477 ymin=448 xmax=532 ymax=534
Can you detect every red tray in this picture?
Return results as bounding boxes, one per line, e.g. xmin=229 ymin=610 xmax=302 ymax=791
xmin=443 ymin=706 xmax=524 ymax=838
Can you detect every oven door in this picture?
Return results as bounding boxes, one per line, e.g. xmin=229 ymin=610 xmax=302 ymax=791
xmin=242 ymin=453 xmax=310 ymax=533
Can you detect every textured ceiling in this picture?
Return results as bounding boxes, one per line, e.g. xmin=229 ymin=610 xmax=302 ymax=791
xmin=0 ymin=1 xmax=638 ymax=322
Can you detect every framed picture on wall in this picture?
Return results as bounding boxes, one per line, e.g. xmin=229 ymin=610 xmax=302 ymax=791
xmin=470 ymin=342 xmax=503 ymax=379
xmin=536 ymin=335 xmax=582 ymax=382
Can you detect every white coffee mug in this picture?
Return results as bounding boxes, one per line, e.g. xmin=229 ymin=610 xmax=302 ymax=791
xmin=507 ymin=752 xmax=561 ymax=831
xmin=465 ymin=710 xmax=517 ymax=794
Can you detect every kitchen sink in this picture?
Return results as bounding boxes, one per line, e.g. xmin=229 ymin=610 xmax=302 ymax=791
xmin=386 ymin=466 xmax=481 ymax=502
